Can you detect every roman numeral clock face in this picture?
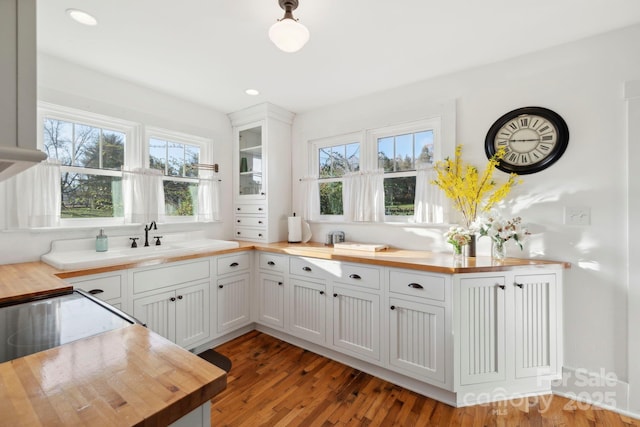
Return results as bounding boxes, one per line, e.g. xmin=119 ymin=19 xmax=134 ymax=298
xmin=485 ymin=107 xmax=569 ymax=174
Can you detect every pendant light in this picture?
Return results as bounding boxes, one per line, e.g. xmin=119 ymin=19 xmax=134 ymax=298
xmin=268 ymin=0 xmax=309 ymax=53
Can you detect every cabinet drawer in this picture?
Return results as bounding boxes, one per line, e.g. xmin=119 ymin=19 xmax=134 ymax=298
xmin=217 ymin=252 xmax=251 ymax=275
xmin=235 ymin=204 xmax=266 ymax=215
xmin=336 ymin=263 xmax=380 ymax=290
xmin=234 ymin=227 xmax=266 ymax=241
xmin=289 ymin=257 xmax=339 ymax=279
xmin=235 ymin=216 xmax=267 ymax=228
xmin=259 ymin=253 xmax=286 ymax=272
xmin=133 ymin=259 xmax=210 ymax=294
xmin=71 ymin=274 xmax=122 ymax=301
xmin=388 ymin=270 xmax=446 ymax=301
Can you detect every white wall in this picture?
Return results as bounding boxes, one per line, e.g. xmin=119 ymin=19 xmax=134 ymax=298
xmin=292 ymin=24 xmax=640 ymax=411
xmin=0 ymin=53 xmax=234 ymax=264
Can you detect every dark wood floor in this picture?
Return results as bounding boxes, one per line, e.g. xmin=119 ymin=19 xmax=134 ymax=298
xmin=210 ymin=331 xmax=639 ymax=426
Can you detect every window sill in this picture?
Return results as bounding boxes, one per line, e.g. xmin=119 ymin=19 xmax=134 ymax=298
xmin=1 ymin=221 xmax=223 ymax=234
xmin=307 ymin=219 xmax=452 ymax=228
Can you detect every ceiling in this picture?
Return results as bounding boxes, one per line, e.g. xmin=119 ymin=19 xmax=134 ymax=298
xmin=37 ymin=1 xmax=640 ymax=115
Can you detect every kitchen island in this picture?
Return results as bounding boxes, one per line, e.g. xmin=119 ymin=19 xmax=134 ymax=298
xmin=0 ymin=263 xmax=227 ymax=427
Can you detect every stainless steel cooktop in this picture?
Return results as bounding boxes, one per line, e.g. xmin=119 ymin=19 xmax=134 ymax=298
xmin=0 ymin=290 xmax=137 ymax=364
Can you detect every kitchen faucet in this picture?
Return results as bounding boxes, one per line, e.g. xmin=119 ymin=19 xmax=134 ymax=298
xmin=144 ymin=221 xmax=157 ymax=247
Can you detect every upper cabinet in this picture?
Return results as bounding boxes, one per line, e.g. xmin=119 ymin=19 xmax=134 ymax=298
xmin=0 ymin=0 xmax=47 ymax=181
xmin=229 ymin=103 xmax=294 ymax=243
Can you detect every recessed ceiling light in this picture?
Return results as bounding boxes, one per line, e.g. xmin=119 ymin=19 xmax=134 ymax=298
xmin=66 ymin=9 xmax=98 ymax=26
xmin=245 ymin=89 xmax=260 ymax=96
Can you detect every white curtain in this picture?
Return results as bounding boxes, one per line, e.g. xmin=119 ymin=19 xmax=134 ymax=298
xmin=413 ymin=167 xmax=444 ymax=224
xmin=343 ymin=169 xmax=385 ymax=222
xmin=9 ymin=161 xmax=61 ymax=228
xmin=300 ymin=176 xmax=320 ymax=221
xmin=197 ymin=174 xmax=221 ymax=222
xmin=122 ymin=168 xmax=165 ymax=224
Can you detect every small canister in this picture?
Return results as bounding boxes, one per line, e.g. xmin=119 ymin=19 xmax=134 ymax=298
xmin=325 ymin=233 xmax=334 ymax=246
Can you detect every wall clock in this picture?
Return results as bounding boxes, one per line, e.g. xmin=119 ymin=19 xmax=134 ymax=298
xmin=484 ymin=106 xmax=569 ymax=175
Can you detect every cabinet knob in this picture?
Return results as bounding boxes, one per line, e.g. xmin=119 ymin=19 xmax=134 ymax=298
xmin=319 ymin=291 xmax=325 ymax=295
xmin=515 ymin=282 xmax=524 ymax=288
xmin=408 ymin=283 xmax=424 ymax=289
xmin=278 ymin=282 xmax=283 ymax=286
xmin=170 ymin=297 xmax=176 ymax=302
xmin=267 ymin=261 xmax=276 ymax=266
xmin=258 ymin=207 xmax=264 ymax=211
xmin=261 ymin=192 xmax=265 ymax=196
xmin=88 ymin=289 xmax=104 ymax=295
xmin=237 ymin=219 xmax=241 ymax=223
xmin=258 ymin=220 xmax=263 ymax=224
xmin=497 ymin=284 xmax=505 ymax=290
xmin=237 ymin=231 xmax=241 ymax=235
xmin=177 ymin=295 xmax=183 ymax=300
xmin=333 ymin=293 xmax=338 ymax=297
xmin=237 ymin=207 xmax=241 ymax=211
xmin=390 ymin=305 xmax=396 ymax=310
xmin=302 ymin=266 xmax=312 ymax=272
xmin=218 ymin=285 xmax=224 ymax=289
xmin=258 ymin=233 xmax=263 ymax=237
xmin=349 ymin=274 xmax=361 ymax=280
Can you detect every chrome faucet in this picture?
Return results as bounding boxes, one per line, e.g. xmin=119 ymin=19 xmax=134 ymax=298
xmin=144 ymin=221 xmax=157 ymax=247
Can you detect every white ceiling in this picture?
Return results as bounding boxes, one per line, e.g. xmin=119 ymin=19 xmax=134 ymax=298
xmin=37 ymin=0 xmax=640 ymax=115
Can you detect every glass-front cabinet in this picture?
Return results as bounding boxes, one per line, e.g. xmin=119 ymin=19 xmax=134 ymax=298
xmin=237 ymin=124 xmax=264 ymax=198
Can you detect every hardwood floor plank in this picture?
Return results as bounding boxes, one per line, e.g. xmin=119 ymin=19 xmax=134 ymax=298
xmin=210 ymin=332 xmax=640 ymax=427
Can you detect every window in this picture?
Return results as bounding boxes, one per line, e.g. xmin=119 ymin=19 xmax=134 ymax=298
xmin=316 ymin=137 xmax=360 ymax=216
xmin=148 ymin=129 xmax=204 ymax=218
xmin=376 ymin=128 xmax=435 ymax=217
xmin=309 ymin=117 xmax=442 ymax=222
xmin=42 ymin=116 xmax=128 ymax=219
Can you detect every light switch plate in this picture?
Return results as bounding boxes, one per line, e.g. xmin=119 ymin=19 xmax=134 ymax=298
xmin=564 ymin=207 xmax=591 ymax=226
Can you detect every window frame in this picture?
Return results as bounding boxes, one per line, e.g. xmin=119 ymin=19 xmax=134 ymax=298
xmin=38 ymin=102 xmax=138 ymax=227
xmin=367 ymin=118 xmax=441 ymax=223
xmin=145 ymin=126 xmax=212 ymax=223
xmin=310 ymin=131 xmax=363 ymax=221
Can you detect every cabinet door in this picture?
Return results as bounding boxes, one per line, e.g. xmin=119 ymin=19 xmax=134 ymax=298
xmin=175 ymin=282 xmax=210 ymax=349
xmin=288 ymin=278 xmax=327 ymax=345
xmin=458 ymin=276 xmax=506 ymax=385
xmin=133 ymin=290 xmax=177 ymax=342
xmin=332 ymin=285 xmax=380 ymax=361
xmin=236 ymin=124 xmax=265 ymax=199
xmin=513 ymin=273 xmax=558 ymax=378
xmin=388 ymin=297 xmax=445 ymax=383
xmin=217 ymin=273 xmax=250 ymax=333
xmin=258 ymin=273 xmax=285 ymax=329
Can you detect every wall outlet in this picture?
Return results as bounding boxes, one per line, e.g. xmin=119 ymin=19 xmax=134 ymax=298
xmin=564 ymin=207 xmax=591 ymax=226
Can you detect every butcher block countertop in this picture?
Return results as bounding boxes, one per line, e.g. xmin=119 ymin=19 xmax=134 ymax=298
xmin=0 ymin=324 xmax=226 ymax=427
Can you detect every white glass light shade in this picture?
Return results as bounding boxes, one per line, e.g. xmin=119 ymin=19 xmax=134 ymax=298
xmin=268 ymin=18 xmax=310 ymax=53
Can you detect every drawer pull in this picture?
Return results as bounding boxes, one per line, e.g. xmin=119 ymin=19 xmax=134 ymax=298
xmin=515 ymin=282 xmax=524 ymax=288
xmin=258 ymin=233 xmax=263 ymax=237
xmin=333 ymin=293 xmax=338 ymax=297
xmin=230 ymin=262 xmax=239 ymax=267
xmin=497 ymin=284 xmax=505 ymax=290
xmin=349 ymin=274 xmax=361 ymax=280
xmin=278 ymin=282 xmax=283 ymax=286
xmin=408 ymin=283 xmax=424 ymax=289
xmin=319 ymin=291 xmax=325 ymax=295
xmin=390 ymin=305 xmax=396 ymax=310
xmin=267 ymin=261 xmax=276 ymax=266
xmin=170 ymin=297 xmax=176 ymax=302
xmin=258 ymin=207 xmax=264 ymax=211
xmin=258 ymin=220 xmax=264 ymax=224
xmin=302 ymin=266 xmax=312 ymax=272
xmin=88 ymin=289 xmax=104 ymax=295
xmin=219 ymin=285 xmax=224 ymax=289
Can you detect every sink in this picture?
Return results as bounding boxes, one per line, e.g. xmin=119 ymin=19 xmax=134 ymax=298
xmin=42 ymin=238 xmax=240 ymax=270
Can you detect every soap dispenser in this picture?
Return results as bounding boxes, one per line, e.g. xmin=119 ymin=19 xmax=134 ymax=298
xmin=96 ymin=229 xmax=108 ymax=252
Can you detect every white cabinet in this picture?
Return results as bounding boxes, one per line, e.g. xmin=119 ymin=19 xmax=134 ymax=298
xmin=66 ymin=270 xmax=127 ymax=310
xmin=386 ymin=268 xmax=449 ymax=386
xmin=288 ymin=277 xmax=327 ymax=345
xmin=454 ymin=270 xmax=561 ymax=394
xmin=216 ymin=253 xmax=252 ymax=334
xmin=229 ymin=103 xmax=294 ymax=243
xmin=258 ymin=272 xmax=285 ymax=329
xmin=130 ymin=259 xmax=212 ymax=350
xmin=331 ymin=285 xmax=381 ymax=362
xmin=133 ymin=281 xmax=210 ymax=349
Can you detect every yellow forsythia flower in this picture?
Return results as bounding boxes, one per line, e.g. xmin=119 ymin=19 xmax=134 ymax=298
xmin=431 ymin=145 xmax=520 ymax=227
